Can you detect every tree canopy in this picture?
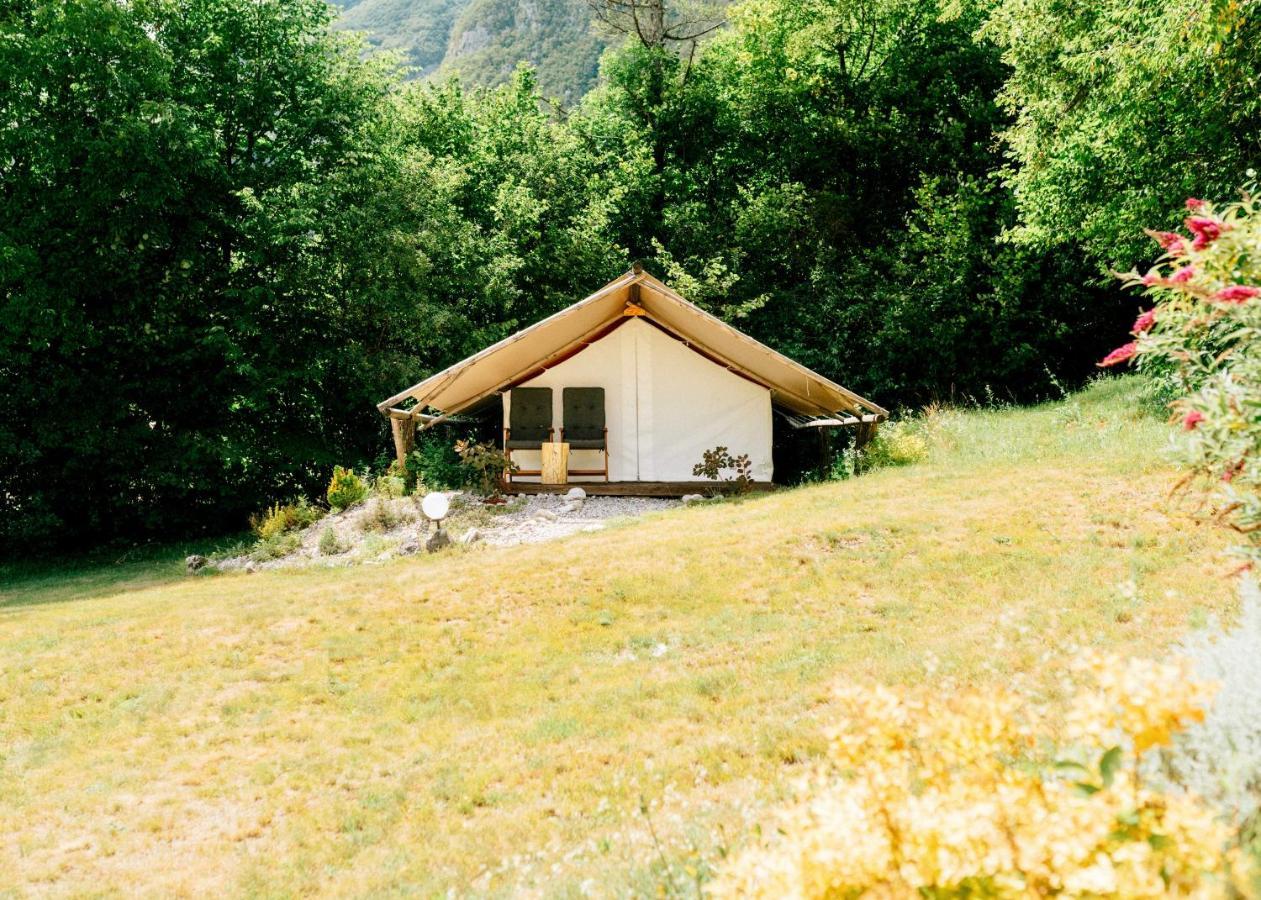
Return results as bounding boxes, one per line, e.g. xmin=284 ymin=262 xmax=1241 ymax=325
xmin=3 ymin=0 xmax=1257 ymax=550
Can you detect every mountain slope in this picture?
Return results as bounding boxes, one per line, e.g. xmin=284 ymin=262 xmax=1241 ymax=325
xmin=336 ymin=0 xmax=468 ymax=75
xmin=334 ymin=0 xmax=610 ymax=100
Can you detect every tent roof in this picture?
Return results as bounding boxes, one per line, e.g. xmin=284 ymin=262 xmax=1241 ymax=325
xmin=379 ymin=268 xmax=887 ymax=421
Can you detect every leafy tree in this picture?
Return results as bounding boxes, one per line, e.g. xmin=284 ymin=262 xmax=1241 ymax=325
xmin=984 ymin=0 xmax=1261 ymax=270
xmin=577 ymin=0 xmax=1119 ymax=401
xmin=837 ymin=176 xmax=1122 ymax=402
xmin=585 ymin=0 xmax=724 ymax=51
xmin=0 ymin=0 xmax=413 ymax=547
xmin=0 ymin=0 xmax=633 ymax=550
xmin=390 ymin=68 xmax=628 ymax=367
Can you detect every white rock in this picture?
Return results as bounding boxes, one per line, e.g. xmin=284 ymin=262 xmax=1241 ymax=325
xmin=651 ymin=642 xmax=669 ymax=658
xmin=681 ymin=493 xmax=705 ymax=504
xmin=459 ymin=527 xmax=481 ymax=545
xmin=564 ymin=487 xmax=587 ymax=501
xmin=558 ymin=501 xmax=581 ymax=515
xmin=534 ymin=509 xmax=559 ymax=521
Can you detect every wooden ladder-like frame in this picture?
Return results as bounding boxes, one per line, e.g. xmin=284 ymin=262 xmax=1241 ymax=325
xmin=560 ymin=427 xmax=609 ymax=482
xmin=503 ymin=427 xmax=554 ymax=483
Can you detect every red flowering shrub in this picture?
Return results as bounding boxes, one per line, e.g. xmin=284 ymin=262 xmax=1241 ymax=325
xmin=1098 ymin=342 xmax=1138 ymax=367
xmin=1132 ymin=308 xmax=1157 ymax=334
xmin=1106 ymin=192 xmax=1261 ymax=561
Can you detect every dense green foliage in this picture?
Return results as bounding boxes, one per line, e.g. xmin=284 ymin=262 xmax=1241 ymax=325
xmin=0 ymin=0 xmax=618 ymax=548
xmin=1 ymin=0 xmax=412 ymax=545
xmin=4 ymin=0 xmax=1258 ymax=550
xmin=573 ymin=0 xmax=1125 ymax=402
xmin=405 ymin=433 xmax=467 ymax=490
xmin=985 ymin=0 xmax=1261 ymax=271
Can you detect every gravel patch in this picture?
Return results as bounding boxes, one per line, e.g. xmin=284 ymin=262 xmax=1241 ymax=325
xmin=207 ymin=490 xmax=684 ymax=572
xmin=478 ymin=493 xmax=678 ymax=547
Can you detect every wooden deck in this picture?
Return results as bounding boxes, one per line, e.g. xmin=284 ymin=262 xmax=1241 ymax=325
xmin=502 ymin=481 xmax=776 ymax=497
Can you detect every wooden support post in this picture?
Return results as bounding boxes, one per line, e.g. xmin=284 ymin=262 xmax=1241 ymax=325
xmin=390 ymin=416 xmax=416 ymax=468
xmin=854 ymin=421 xmax=878 ymax=451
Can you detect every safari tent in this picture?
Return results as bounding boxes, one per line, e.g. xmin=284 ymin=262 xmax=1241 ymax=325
xmin=378 ymin=266 xmax=887 ymax=493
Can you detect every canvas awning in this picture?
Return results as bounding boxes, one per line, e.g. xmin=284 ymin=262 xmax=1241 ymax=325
xmin=379 ymin=267 xmax=887 ymax=424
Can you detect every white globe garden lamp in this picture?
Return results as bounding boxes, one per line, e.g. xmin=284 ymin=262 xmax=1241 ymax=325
xmin=421 ymin=492 xmax=451 ymax=552
xmin=421 ymin=492 xmax=449 ymax=522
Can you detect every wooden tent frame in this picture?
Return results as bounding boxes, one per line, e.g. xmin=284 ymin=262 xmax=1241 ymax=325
xmin=379 ymin=265 xmax=888 ymax=469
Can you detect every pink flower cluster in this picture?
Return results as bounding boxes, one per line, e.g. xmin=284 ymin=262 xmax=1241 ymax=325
xmin=1132 ymin=308 xmax=1157 ymax=334
xmin=1106 ymin=197 xmax=1257 ymax=373
xmin=1098 ymin=342 xmax=1137 ymax=368
xmin=1186 ymin=216 xmax=1226 ymax=251
xmin=1214 ymin=285 xmax=1261 ymax=304
xmin=1145 ymin=199 xmax=1230 ymax=256
xmin=1148 ymin=230 xmax=1187 ymax=255
xmin=1141 ymin=266 xmax=1196 ymax=287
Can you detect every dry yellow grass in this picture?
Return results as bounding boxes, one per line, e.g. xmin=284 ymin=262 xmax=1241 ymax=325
xmin=0 ymin=378 xmax=1239 ymax=896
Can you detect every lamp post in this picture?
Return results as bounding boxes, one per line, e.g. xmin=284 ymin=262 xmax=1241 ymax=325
xmin=421 ymin=492 xmax=451 ymax=552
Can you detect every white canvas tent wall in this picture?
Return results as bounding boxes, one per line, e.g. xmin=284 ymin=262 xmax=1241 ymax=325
xmin=379 ymin=267 xmax=887 ymax=485
xmin=505 ymin=318 xmax=773 ymax=482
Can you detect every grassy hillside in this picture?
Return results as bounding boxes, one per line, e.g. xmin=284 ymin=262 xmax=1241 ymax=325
xmin=0 ymin=378 xmax=1239 ymax=894
xmin=334 ymin=0 xmax=609 ymax=100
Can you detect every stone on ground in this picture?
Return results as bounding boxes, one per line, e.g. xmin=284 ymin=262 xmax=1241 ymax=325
xmin=426 ymin=528 xmax=451 ymax=553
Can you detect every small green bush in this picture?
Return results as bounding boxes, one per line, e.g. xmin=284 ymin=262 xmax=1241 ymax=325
xmin=326 ymin=466 xmax=368 ymax=511
xmin=405 ymin=435 xmax=466 ymax=492
xmin=318 ymin=527 xmax=341 ymax=556
xmin=249 ymin=532 xmax=301 ymax=562
xmin=805 ymin=418 xmax=933 ymax=483
xmin=250 ymin=497 xmax=323 ymax=541
xmin=372 ymin=472 xmax=407 ymax=499
xmin=455 ymin=439 xmax=515 ymax=496
xmin=362 ymin=498 xmax=401 ymax=533
xmin=805 ymin=447 xmax=858 ymax=483
xmin=862 ymin=421 xmax=930 ymax=470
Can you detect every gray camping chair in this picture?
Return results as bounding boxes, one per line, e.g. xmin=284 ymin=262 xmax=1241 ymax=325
xmin=504 ymin=387 xmax=553 ymax=481
xmin=561 ymin=387 xmax=609 ymax=481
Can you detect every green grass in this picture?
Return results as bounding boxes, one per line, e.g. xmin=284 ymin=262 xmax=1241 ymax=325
xmin=0 ymin=377 xmax=1238 ymax=895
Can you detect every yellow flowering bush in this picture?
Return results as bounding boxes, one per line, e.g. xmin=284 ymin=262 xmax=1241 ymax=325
xmin=713 ymin=656 xmax=1245 ymax=898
